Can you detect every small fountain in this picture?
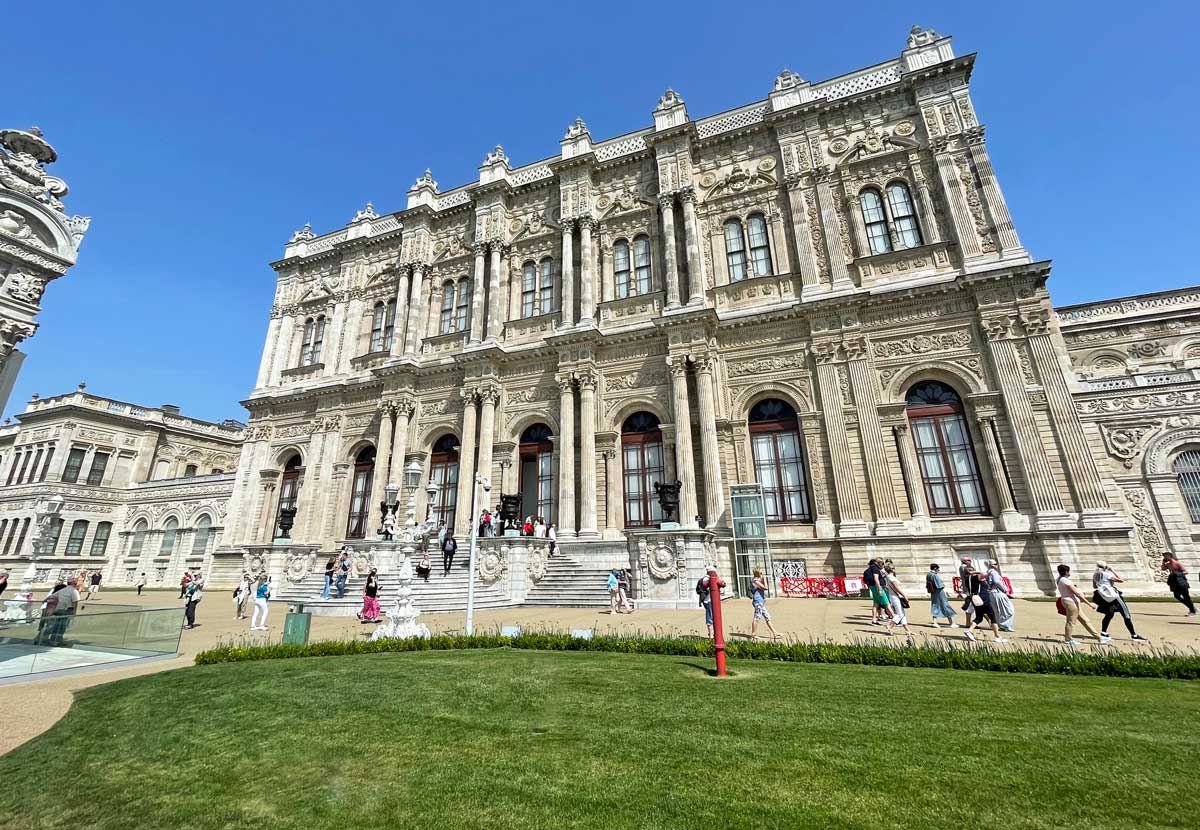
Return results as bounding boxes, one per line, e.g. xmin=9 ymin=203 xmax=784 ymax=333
xmin=371 ymin=555 xmax=430 ymax=641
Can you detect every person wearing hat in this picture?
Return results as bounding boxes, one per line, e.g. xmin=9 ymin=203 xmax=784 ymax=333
xmin=1092 ymin=562 xmax=1145 ymax=641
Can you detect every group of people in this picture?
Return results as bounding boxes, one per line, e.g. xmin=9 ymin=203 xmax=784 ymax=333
xmin=233 ymin=571 xmax=272 ymax=630
xmin=606 ymin=568 xmax=634 ymax=614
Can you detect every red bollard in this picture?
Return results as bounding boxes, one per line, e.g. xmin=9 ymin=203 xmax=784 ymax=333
xmin=706 ymin=566 xmax=728 ymax=677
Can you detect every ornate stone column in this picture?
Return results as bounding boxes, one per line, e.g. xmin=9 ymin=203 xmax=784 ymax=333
xmin=270 ymin=315 xmax=296 ymax=383
xmin=255 ymin=470 xmax=280 ymax=544
xmin=560 ymin=220 xmax=575 ymax=327
xmin=404 ymin=264 xmax=426 ymax=357
xmin=892 ymin=422 xmax=930 ymax=523
xmin=388 ymin=399 xmax=415 ymax=487
xmin=814 ymin=172 xmax=853 ymax=290
xmin=599 ymin=435 xmax=622 ymax=537
xmin=487 ymin=243 xmax=504 ymax=340
xmin=668 ymin=355 xmax=699 ymax=525
xmin=680 ymin=187 xmax=705 ymax=305
xmin=844 ymin=337 xmax=904 ymax=534
xmin=659 ymin=194 xmax=681 ymax=307
xmin=578 ymin=370 xmax=598 ymax=535
xmin=390 ymin=267 xmax=411 ymax=357
xmin=469 ymin=244 xmax=486 ymax=343
xmin=812 ymin=342 xmax=866 ymax=535
xmin=931 ymin=139 xmax=986 ymax=261
xmin=693 ymin=353 xmax=726 ymax=526
xmin=454 ymin=389 xmax=480 ymax=537
xmin=255 ymin=317 xmax=281 ymax=387
xmin=907 ymin=152 xmax=941 ymax=244
xmin=425 ymin=279 xmax=443 ymax=340
xmin=476 ymin=387 xmax=498 ymax=504
xmin=372 ymin=402 xmax=396 ymax=513
xmin=578 ymin=218 xmax=596 ymax=323
xmin=556 ymin=373 xmax=576 ymax=535
xmin=783 ymin=175 xmax=823 ymax=293
xmin=965 ymin=128 xmax=1024 ymax=257
xmin=974 ymin=414 xmax=1018 ymax=518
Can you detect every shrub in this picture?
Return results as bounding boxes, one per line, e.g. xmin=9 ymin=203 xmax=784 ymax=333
xmin=193 ymin=630 xmax=1200 ymax=680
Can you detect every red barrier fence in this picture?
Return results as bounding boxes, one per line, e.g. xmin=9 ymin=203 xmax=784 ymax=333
xmin=779 ymin=576 xmax=864 ymax=597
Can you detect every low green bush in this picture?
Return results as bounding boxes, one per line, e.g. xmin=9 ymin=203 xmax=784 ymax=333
xmin=194 ymin=630 xmax=1200 ymax=680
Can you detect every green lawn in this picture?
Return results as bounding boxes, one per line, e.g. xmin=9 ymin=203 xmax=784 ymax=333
xmin=0 ymin=650 xmax=1195 ymax=830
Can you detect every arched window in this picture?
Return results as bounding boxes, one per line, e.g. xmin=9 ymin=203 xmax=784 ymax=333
xmin=429 ymin=434 xmax=460 ymax=529
xmin=539 ymin=257 xmax=554 ymax=314
xmin=886 ymin=183 xmax=922 ymax=249
xmin=129 ymin=519 xmax=148 ymax=559
xmin=747 ymin=214 xmax=773 ymax=277
xmin=90 ymin=521 xmax=112 ymax=557
xmin=724 ymin=219 xmax=748 ymax=281
xmin=621 ymin=412 xmax=665 ymax=528
xmin=519 ymin=424 xmax=555 ymax=523
xmin=633 ymin=235 xmax=652 ymax=296
xmin=616 ymin=236 xmax=652 ymax=298
xmin=440 ymin=281 xmax=456 ymax=334
xmin=275 ymin=454 xmax=302 ymax=537
xmin=346 ymin=446 xmax=376 ymax=539
xmin=905 ymin=381 xmax=987 ymax=516
xmin=749 ymin=399 xmax=812 ymax=523
xmin=300 ymin=315 xmax=326 ymax=365
xmin=455 ymin=278 xmax=472 ymax=332
xmin=64 ymin=519 xmax=89 ymax=556
xmin=614 ymin=240 xmax=631 ymax=298
xmin=191 ymin=516 xmax=212 ymax=558
xmin=860 ymin=188 xmax=892 ymax=255
xmin=160 ymin=517 xmax=180 ymax=560
xmin=521 ymin=261 xmax=538 ymax=318
xmin=370 ymin=300 xmax=397 ymax=352
xmin=1173 ymin=450 xmax=1200 ymax=523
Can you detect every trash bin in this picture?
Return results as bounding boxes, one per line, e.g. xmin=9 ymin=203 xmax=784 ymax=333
xmin=282 ymin=610 xmax=311 ymax=646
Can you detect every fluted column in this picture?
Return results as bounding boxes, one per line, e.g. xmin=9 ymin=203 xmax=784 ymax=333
xmin=578 ymin=218 xmax=596 ymax=323
xmin=908 ymin=153 xmax=941 ymax=244
xmin=815 ymin=173 xmax=853 ymax=289
xmin=560 ymin=220 xmax=575 ymax=327
xmin=680 ymin=188 xmax=705 ymax=305
xmin=389 ymin=268 xmax=411 ymax=357
xmin=255 ymin=317 xmax=281 ymax=387
xmin=659 ymin=194 xmax=681 ymax=307
xmin=404 ymin=264 xmax=425 ymax=357
xmin=965 ymin=129 xmax=1024 ymax=256
xmin=844 ymin=338 xmax=903 ymax=533
xmin=974 ymin=414 xmax=1016 ymax=515
xmin=372 ymin=403 xmax=396 ymax=522
xmin=469 ymin=244 xmax=486 ymax=343
xmin=454 ymin=390 xmax=479 ymax=537
xmin=487 ymin=243 xmax=503 ymax=340
xmin=476 ymin=388 xmax=498 ymax=498
xmin=604 ymin=444 xmax=621 ymax=534
xmin=893 ymin=423 xmax=929 ymax=520
xmin=270 ymin=315 xmax=296 ymax=384
xmin=693 ymin=354 xmax=726 ymax=525
xmin=578 ymin=370 xmax=598 ymax=535
xmin=813 ymin=343 xmax=865 ymax=534
xmin=784 ymin=176 xmax=822 ymax=292
xmin=389 ymin=400 xmax=414 ymax=487
xmin=556 ymin=374 xmax=576 ymax=535
xmin=932 ymin=141 xmax=985 ymax=260
xmin=668 ymin=355 xmax=699 ymax=525
xmin=425 ymin=280 xmax=443 ymax=340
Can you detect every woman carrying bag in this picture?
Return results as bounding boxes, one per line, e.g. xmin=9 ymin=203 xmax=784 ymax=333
xmin=963 ymin=564 xmax=1008 ymax=644
xmin=1092 ymin=562 xmax=1145 ymax=641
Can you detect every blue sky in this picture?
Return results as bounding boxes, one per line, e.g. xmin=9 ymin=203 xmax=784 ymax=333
xmin=4 ymin=1 xmax=1197 ymax=423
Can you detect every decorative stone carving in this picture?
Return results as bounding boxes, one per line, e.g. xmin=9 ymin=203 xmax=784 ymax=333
xmin=477 ymin=544 xmax=507 ymax=584
xmin=284 ymin=551 xmax=316 ymax=585
xmin=1124 ymin=488 xmax=1168 ymax=581
xmin=527 ymin=545 xmax=548 ymax=584
xmin=872 ymin=330 xmax=971 ymax=358
xmin=952 ymin=153 xmax=997 ymax=253
xmin=727 ymin=354 xmax=807 ymax=376
xmin=1128 ymin=341 xmax=1167 ymax=359
xmin=1099 ymin=422 xmax=1162 ymax=469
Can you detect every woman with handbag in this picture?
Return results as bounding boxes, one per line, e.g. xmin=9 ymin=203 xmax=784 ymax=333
xmin=1056 ymin=564 xmax=1109 ymax=647
xmin=882 ymin=562 xmax=915 ymax=638
xmin=985 ymin=561 xmax=1016 ymax=632
xmin=963 ymin=564 xmax=1008 ymax=643
xmin=1162 ymin=554 xmax=1196 ymax=616
xmin=1092 ymin=562 xmax=1145 ymax=641
xmin=925 ymin=564 xmax=957 ymax=628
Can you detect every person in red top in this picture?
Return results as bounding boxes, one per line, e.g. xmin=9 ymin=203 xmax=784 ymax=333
xmin=1163 ymin=554 xmax=1196 ymax=616
xmin=178 ymin=571 xmax=193 ymax=599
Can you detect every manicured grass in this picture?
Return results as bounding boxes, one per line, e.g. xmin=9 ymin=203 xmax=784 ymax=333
xmin=0 ymin=650 xmax=1195 ymax=830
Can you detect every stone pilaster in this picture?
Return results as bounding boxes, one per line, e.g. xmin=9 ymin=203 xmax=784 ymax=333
xmin=892 ymin=422 xmax=930 ymax=526
xmin=908 ymin=152 xmax=941 ymax=244
xmin=844 ymin=337 xmax=903 ymax=533
xmin=556 ymin=373 xmax=576 ymax=535
xmin=405 ymin=264 xmax=426 ymax=357
xmin=371 ymin=402 xmax=396 ymax=518
xmin=270 ymin=315 xmax=295 ymax=383
xmin=560 ymin=220 xmax=575 ymax=327
xmin=425 ymin=280 xmax=443 ymax=340
xmin=476 ymin=386 xmax=499 ymax=498
xmin=578 ymin=370 xmax=598 ymax=535
xmin=974 ymin=414 xmax=1019 ymax=522
xmin=578 ymin=218 xmax=596 ymax=324
xmin=815 ymin=172 xmax=853 ymax=290
xmin=487 ymin=243 xmax=503 ymax=340
xmin=680 ymin=187 xmax=705 ymax=305
xmin=390 ymin=267 xmax=410 ymax=357
xmin=965 ymin=128 xmax=1025 ymax=258
xmin=813 ymin=342 xmax=866 ymax=534
xmin=783 ymin=175 xmax=822 ymax=293
xmin=454 ymin=389 xmax=480 ymax=537
xmin=659 ymin=194 xmax=681 ymax=307
xmin=668 ymin=355 xmax=699 ymax=526
xmin=693 ymin=353 xmax=725 ymax=526
xmin=389 ymin=399 xmax=415 ymax=487
xmin=469 ymin=244 xmax=486 ymax=343
xmin=255 ymin=317 xmax=281 ymax=387
xmin=931 ymin=139 xmax=986 ymax=262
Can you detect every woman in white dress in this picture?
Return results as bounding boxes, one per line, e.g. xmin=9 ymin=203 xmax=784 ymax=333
xmin=985 ymin=561 xmax=1015 ymax=632
xmin=883 ymin=562 xmax=915 ymax=638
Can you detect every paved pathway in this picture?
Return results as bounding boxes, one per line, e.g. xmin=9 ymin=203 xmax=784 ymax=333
xmin=1 ymin=588 xmax=1196 ymax=755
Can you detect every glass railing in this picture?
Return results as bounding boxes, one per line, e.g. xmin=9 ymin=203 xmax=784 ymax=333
xmin=0 ymin=605 xmax=183 ymax=680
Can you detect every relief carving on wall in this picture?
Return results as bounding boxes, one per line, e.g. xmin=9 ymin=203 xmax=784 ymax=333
xmin=951 ymin=153 xmax=997 ymax=253
xmin=1098 ymin=422 xmax=1162 ymax=469
xmin=1123 ymin=488 xmax=1168 ymax=582
xmin=871 ymin=330 xmax=971 ymax=358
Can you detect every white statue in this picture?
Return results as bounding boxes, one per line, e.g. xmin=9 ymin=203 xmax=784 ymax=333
xmin=371 ymin=555 xmax=430 ymax=641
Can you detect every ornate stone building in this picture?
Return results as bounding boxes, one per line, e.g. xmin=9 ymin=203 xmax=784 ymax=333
xmin=209 ymin=24 xmax=1178 ymax=601
xmin=0 ymin=388 xmax=241 ymax=586
xmin=0 ymin=127 xmax=90 ymax=412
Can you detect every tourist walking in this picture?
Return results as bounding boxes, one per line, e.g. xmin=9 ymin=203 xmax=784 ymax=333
xmin=617 ymin=568 xmax=633 ymax=613
xmin=359 ymin=568 xmax=381 ymax=623
xmin=956 ymin=555 xmax=976 ymax=628
xmin=985 ymin=561 xmax=1015 ymax=632
xmin=883 ymin=563 xmax=915 ymax=638
xmin=534 ymin=517 xmax=547 ymax=538
xmin=1056 ymin=564 xmax=1108 ymax=646
xmin=335 ymin=551 xmax=350 ymax=598
xmin=36 ymin=579 xmax=80 ymax=646
xmin=1162 ymin=554 xmax=1196 ymax=616
xmin=749 ymin=568 xmax=781 ymax=642
xmin=1092 ymin=562 xmax=1145 ymax=640
xmin=234 ymin=572 xmax=253 ymax=619
xmin=607 ymin=569 xmax=622 ymax=614
xmin=183 ymin=575 xmax=204 ymax=629
xmin=251 ymin=577 xmax=272 ymax=630
xmin=925 ymin=564 xmax=957 ymax=628
xmin=135 ymin=572 xmax=146 ymax=596
xmin=547 ymin=522 xmax=557 ymax=555
xmin=963 ymin=564 xmax=1009 ymax=643
xmin=178 ymin=571 xmax=192 ymax=599
xmin=442 ymin=532 xmax=458 ymax=576
xmin=87 ymin=571 xmax=102 ymax=599
xmin=321 ymin=555 xmax=336 ymax=599
xmin=863 ymin=558 xmax=891 ymax=625
xmin=437 ymin=521 xmax=447 ymax=550
xmin=416 ymin=551 xmax=432 ymax=582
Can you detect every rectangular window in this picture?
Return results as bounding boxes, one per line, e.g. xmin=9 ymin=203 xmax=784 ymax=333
xmin=5 ymin=452 xmax=20 ymax=485
xmin=62 ymin=448 xmax=86 ymax=483
xmin=26 ymin=449 xmax=43 ymax=483
xmin=65 ymin=520 xmax=89 ymax=555
xmin=90 ymin=522 xmax=113 ymax=556
xmin=183 ymin=464 xmax=197 ymax=478
xmin=537 ymin=451 xmax=554 ymax=523
xmin=522 ymin=264 xmax=537 ymax=318
xmin=39 ymin=447 xmax=54 ymax=482
xmin=633 ymin=238 xmax=652 ymax=296
xmin=86 ymin=452 xmax=110 ymax=485
xmin=46 ymin=517 xmax=64 ymax=555
xmin=539 ymin=260 xmax=554 ymax=314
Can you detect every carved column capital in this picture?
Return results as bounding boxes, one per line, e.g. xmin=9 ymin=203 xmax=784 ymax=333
xmin=394 ymin=397 xmax=417 ymax=418
xmin=478 ymin=384 xmax=502 ymax=406
xmin=657 ymin=192 xmax=676 ymax=210
xmin=471 ymin=242 xmax=488 ymax=257
xmin=555 ymin=373 xmax=575 ymax=394
xmin=667 ymin=353 xmax=690 ymax=377
xmin=678 ymin=185 xmax=697 ymax=205
xmin=812 ymin=340 xmax=840 ymax=365
xmin=892 ymin=421 xmax=909 ymax=436
xmin=1019 ymin=307 xmax=1051 ymax=337
xmin=576 ymin=215 xmax=597 ymax=233
xmin=693 ymin=352 xmax=717 ymax=375
xmin=576 ymin=368 xmax=598 ymax=391
xmin=560 ymin=217 xmax=577 ymax=232
xmin=842 ymin=335 xmax=869 ymax=361
xmin=460 ymin=386 xmax=481 ymax=405
xmin=980 ymin=314 xmax=1016 ymax=341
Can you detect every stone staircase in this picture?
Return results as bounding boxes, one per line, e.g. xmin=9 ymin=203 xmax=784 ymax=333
xmin=524 ymin=550 xmax=621 ymax=608
xmin=273 ymin=557 xmax=512 ymax=616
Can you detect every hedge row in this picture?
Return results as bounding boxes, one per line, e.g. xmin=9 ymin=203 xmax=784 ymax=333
xmin=194 ymin=631 xmax=1200 ymax=680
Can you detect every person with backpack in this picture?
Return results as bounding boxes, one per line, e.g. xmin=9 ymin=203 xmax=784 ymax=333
xmin=925 ymin=563 xmax=957 ymax=628
xmin=1092 ymin=562 xmax=1145 ymax=641
xmin=863 ymin=558 xmax=891 ymax=625
xmin=963 ymin=564 xmax=1008 ymax=644
xmin=697 ymin=571 xmax=715 ymax=638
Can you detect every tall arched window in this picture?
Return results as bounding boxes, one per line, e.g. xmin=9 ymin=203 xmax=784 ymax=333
xmin=519 ymin=424 xmax=555 ymax=522
xmin=905 ymin=381 xmax=987 ymax=516
xmin=860 ymin=188 xmax=892 ymax=254
xmin=724 ymin=219 xmax=748 ymax=281
xmin=440 ymin=280 xmax=456 ymax=334
xmin=521 ymin=260 xmax=554 ymax=318
xmin=275 ymin=454 xmax=302 ymax=537
xmin=370 ymin=300 xmax=396 ymax=352
xmin=191 ymin=516 xmax=212 ymax=558
xmin=747 ymin=214 xmax=773 ymax=277
xmin=1173 ymin=450 xmax=1200 ymax=523
xmin=160 ymin=517 xmax=180 ymax=560
xmin=64 ymin=519 xmax=89 ymax=555
xmin=749 ymin=398 xmax=812 ymax=523
xmin=539 ymin=257 xmax=554 ymax=313
xmin=428 ymin=434 xmax=460 ymax=529
xmin=300 ymin=315 xmax=326 ymax=365
xmin=522 ymin=261 xmax=538 ymax=318
xmin=129 ymin=519 xmax=148 ymax=559
xmin=90 ymin=521 xmax=112 ymax=556
xmin=886 ymin=183 xmax=922 ymax=249
xmin=614 ymin=240 xmax=631 ymax=298
xmin=621 ymin=412 xmax=665 ymax=528
xmin=616 ymin=236 xmax=652 ymax=298
xmin=455 ymin=278 xmax=472 ymax=332
xmin=346 ymin=446 xmax=376 ymax=539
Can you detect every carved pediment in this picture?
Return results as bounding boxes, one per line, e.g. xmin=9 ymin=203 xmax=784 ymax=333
xmin=697 ymin=158 xmax=777 ymax=201
xmin=829 ymin=122 xmax=919 ymax=167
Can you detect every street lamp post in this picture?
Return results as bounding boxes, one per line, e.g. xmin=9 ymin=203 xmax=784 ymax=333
xmin=465 ymin=473 xmax=491 ymax=636
xmin=19 ymin=494 xmax=65 ymax=599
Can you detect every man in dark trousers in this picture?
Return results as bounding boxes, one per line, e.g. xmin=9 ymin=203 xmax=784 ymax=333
xmin=442 ymin=532 xmax=458 ymax=576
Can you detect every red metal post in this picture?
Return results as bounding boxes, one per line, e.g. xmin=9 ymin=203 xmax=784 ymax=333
xmin=707 ymin=566 xmax=728 ymax=677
